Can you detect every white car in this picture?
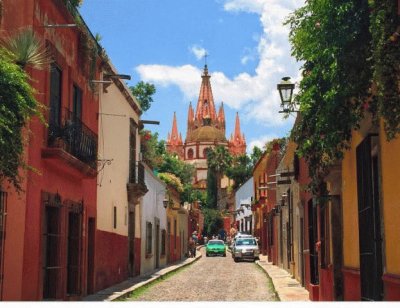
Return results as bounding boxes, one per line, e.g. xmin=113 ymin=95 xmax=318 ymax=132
xmin=232 ymin=237 xmax=260 ymax=262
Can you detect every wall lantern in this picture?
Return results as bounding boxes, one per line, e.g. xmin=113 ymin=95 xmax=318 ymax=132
xmin=277 ymin=77 xmax=299 ymax=114
xmin=163 ymin=198 xmax=169 ymax=209
xmin=277 ymin=77 xmax=295 ymax=106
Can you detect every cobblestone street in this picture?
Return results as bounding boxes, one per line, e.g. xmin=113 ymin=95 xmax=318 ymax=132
xmin=126 ymin=247 xmax=278 ymax=301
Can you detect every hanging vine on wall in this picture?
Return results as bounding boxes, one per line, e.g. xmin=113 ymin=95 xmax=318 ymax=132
xmin=285 ymin=0 xmax=372 ymax=195
xmin=370 ymin=0 xmax=400 ymax=140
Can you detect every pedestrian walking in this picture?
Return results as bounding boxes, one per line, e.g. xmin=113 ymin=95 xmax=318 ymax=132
xmin=188 ymin=237 xmax=196 ymax=257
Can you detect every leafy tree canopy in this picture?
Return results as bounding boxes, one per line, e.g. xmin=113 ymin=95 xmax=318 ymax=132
xmin=129 ymin=81 xmax=156 ymax=112
xmin=202 ymin=208 xmax=224 ymax=237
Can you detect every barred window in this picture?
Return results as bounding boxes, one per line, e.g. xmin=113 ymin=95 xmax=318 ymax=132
xmin=146 ymin=222 xmax=152 ymax=255
xmin=161 ymin=230 xmax=166 ymax=256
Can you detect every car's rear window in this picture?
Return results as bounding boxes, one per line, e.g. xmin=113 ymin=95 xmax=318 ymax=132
xmin=236 ymin=239 xmax=256 ymax=246
xmin=208 ymin=240 xmax=224 ymax=245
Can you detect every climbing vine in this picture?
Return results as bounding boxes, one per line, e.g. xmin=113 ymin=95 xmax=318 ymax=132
xmin=285 ymin=0 xmax=372 ymax=194
xmin=370 ymin=0 xmax=400 ymax=140
xmin=0 ymin=49 xmax=43 ymax=191
xmin=286 ymin=0 xmax=400 ymax=194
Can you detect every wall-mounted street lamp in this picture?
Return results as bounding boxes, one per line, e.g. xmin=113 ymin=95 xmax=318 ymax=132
xmin=163 ymin=198 xmax=169 ymax=209
xmin=277 ymin=77 xmax=298 ymax=113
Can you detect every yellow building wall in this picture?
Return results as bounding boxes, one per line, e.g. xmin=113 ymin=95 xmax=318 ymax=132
xmin=379 ymin=125 xmax=400 ymax=275
xmin=253 ymin=153 xmax=268 ymax=201
xmin=341 ymin=131 xmax=363 ymax=269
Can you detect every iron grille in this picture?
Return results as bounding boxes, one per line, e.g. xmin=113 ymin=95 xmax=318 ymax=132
xmin=308 ymin=200 xmax=319 ymax=285
xmin=0 ymin=191 xmax=7 ymax=300
xmin=43 ymin=206 xmax=62 ymax=299
xmin=67 ymin=211 xmax=82 ymax=295
xmin=47 ymin=108 xmax=98 ymax=168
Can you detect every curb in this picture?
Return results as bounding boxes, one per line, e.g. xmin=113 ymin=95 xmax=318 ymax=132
xmin=255 ymin=260 xmax=281 ymax=301
xmin=255 ymin=258 xmax=310 ymax=301
xmin=108 ymin=248 xmax=202 ymax=301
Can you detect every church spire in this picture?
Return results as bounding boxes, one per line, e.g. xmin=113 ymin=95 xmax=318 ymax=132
xmin=171 ymin=112 xmax=179 ymax=141
xmin=229 ymin=112 xmax=246 ymax=155
xmin=188 ymin=102 xmax=194 ymax=123
xmin=234 ymin=112 xmax=241 ymax=140
xmin=218 ymin=102 xmax=225 ymax=122
xmin=166 ymin=112 xmax=184 ymax=158
xmin=195 ymin=65 xmax=217 ymax=123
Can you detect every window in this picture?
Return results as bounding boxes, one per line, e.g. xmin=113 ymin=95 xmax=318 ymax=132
xmin=161 ymin=230 xmax=166 ymax=256
xmin=146 ymin=222 xmax=152 ymax=255
xmin=49 ymin=64 xmax=62 ymax=126
xmin=72 ymin=85 xmax=82 ymax=120
xmin=174 ymin=220 xmax=177 ymax=249
xmin=67 ymin=208 xmax=82 ymax=295
xmin=203 ymin=147 xmax=211 ymax=158
xmin=42 ymin=192 xmax=62 ymax=299
xmin=320 ymin=202 xmax=330 ymax=269
xmin=187 ymin=148 xmax=194 ymax=159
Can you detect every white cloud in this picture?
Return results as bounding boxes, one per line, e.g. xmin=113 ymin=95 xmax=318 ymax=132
xmin=189 ymin=45 xmax=207 ymax=60
xmin=247 ymin=134 xmax=279 ymax=153
xmin=136 ymin=0 xmax=304 ymax=127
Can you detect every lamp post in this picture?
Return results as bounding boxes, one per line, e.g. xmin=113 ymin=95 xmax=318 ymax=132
xmin=277 ymin=77 xmax=296 ymax=113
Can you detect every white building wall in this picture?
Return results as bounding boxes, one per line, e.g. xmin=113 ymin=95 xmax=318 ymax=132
xmin=235 ymin=177 xmax=254 ymax=233
xmin=97 ymin=76 xmax=140 ymax=236
xmin=140 ymin=166 xmax=167 ymax=275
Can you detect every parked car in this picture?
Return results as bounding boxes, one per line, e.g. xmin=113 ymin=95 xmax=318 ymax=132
xmin=232 ymin=237 xmax=260 ymax=262
xmin=230 ymin=233 xmax=253 ymax=253
xmin=206 ymin=240 xmax=226 ymax=257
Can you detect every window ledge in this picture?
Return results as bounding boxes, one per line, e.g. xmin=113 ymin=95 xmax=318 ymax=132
xmin=145 ymin=253 xmax=153 ymax=259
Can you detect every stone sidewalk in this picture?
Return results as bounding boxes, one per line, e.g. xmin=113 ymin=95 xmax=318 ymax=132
xmin=256 ymin=255 xmax=310 ymax=301
xmin=83 ymin=251 xmax=202 ymax=301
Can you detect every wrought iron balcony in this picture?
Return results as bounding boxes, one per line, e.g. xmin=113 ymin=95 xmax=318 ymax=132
xmin=127 ymin=162 xmax=148 ymax=204
xmin=44 ymin=109 xmax=98 ymax=175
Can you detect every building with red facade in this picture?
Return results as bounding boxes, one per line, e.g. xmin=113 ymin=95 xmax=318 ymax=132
xmin=0 ymin=0 xmax=101 ymax=300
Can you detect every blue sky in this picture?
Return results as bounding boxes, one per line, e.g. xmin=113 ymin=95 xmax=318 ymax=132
xmin=80 ymin=0 xmax=303 ymax=152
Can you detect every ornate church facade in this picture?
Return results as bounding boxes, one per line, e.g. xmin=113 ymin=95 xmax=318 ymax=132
xmin=166 ymin=65 xmax=246 ymax=188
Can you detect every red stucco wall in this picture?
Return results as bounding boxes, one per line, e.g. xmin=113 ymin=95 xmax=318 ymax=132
xmin=342 ymin=267 xmax=361 ymax=301
xmin=1 ymin=0 xmax=99 ymax=300
xmin=95 ymin=230 xmax=129 ymax=292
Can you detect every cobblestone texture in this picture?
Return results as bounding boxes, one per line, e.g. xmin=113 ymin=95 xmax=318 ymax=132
xmin=128 ymin=247 xmax=278 ymax=301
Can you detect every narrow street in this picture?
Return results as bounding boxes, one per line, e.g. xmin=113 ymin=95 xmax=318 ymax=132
xmin=127 ymin=248 xmax=278 ymax=301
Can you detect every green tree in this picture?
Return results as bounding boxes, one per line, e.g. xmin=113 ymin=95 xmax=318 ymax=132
xmin=226 ymin=154 xmax=252 ymax=190
xmin=285 ymin=0 xmax=372 ymax=194
xmin=140 ymin=130 xmax=164 ymax=170
xmin=203 ymin=208 xmax=224 ymax=237
xmin=0 ymin=48 xmax=43 ymax=190
xmin=206 ymin=146 xmax=232 ymax=208
xmin=206 ymin=168 xmax=218 ymax=209
xmin=250 ymin=145 xmax=263 ymax=166
xmin=129 ymin=81 xmax=156 ymax=112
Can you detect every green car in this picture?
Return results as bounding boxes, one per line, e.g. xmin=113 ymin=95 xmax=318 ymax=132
xmin=206 ymin=240 xmax=226 ymax=257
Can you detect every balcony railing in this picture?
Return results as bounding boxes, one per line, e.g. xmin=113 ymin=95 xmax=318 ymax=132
xmin=129 ymin=162 xmax=145 ymax=186
xmin=47 ymin=109 xmax=98 ymax=169
xmin=127 ymin=162 xmax=148 ymax=204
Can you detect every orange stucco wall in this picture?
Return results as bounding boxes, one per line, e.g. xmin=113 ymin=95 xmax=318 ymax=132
xmin=341 ymin=131 xmax=363 ymax=269
xmin=379 ymin=124 xmax=400 ymax=275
